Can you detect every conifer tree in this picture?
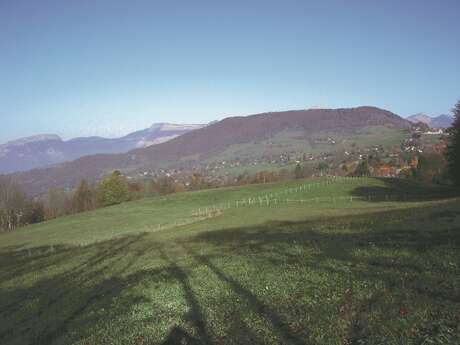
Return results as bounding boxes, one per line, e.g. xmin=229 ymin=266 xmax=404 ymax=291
xmin=446 ymin=100 xmax=460 ymax=187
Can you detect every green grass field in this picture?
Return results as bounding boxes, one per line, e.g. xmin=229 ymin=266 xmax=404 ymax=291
xmin=1 ymin=177 xmax=459 ymax=344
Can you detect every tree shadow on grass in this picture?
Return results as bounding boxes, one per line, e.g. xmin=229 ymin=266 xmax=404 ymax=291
xmin=1 ymin=236 xmax=216 ymax=345
xmin=160 ymin=326 xmax=201 ymax=345
xmin=2 ymin=197 xmax=459 ymax=345
xmin=350 ymin=177 xmax=457 ymax=202
xmin=190 ymin=200 xmax=460 ymax=257
xmin=158 ymin=247 xmax=213 ymax=345
xmin=184 ymin=198 xmax=460 ymax=342
xmin=0 ymin=235 xmax=143 ymax=317
xmin=0 ymin=234 xmax=168 ymax=345
xmin=182 ymin=245 xmax=308 ymax=345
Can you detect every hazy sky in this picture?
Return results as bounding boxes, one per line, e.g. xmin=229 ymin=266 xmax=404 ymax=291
xmin=1 ymin=0 xmax=459 ymax=143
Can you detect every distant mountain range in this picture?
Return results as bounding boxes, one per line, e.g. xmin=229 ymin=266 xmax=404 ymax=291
xmin=406 ymin=113 xmax=453 ymax=128
xmin=9 ymin=106 xmax=413 ymax=196
xmin=0 ymin=123 xmax=205 ymax=174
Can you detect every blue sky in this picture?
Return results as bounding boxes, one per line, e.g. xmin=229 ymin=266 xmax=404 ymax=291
xmin=0 ymin=0 xmax=459 ymax=143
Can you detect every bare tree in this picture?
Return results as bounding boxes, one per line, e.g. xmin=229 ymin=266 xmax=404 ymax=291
xmin=0 ymin=176 xmax=28 ymax=231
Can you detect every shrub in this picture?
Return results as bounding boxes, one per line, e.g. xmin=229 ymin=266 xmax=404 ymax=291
xmin=97 ymin=171 xmax=130 ymax=207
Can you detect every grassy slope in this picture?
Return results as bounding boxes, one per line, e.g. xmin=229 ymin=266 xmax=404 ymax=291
xmin=1 ymin=177 xmax=459 ymax=345
xmin=210 ymin=126 xmax=408 ymax=163
xmin=205 ymin=126 xmax=409 ymax=176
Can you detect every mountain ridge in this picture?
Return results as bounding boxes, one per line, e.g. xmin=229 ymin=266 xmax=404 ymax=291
xmin=9 ymin=106 xmax=413 ymax=196
xmin=406 ymin=113 xmax=453 ymax=128
xmin=2 ymin=134 xmax=63 ymax=146
xmin=0 ymin=123 xmax=205 ymax=173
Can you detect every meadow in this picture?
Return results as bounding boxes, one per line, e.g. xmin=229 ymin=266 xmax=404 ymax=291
xmin=1 ymin=177 xmax=459 ymax=344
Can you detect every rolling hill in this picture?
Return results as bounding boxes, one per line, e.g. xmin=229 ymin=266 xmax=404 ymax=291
xmin=1 ymin=177 xmax=458 ymax=344
xmin=0 ymin=123 xmax=205 ymax=174
xmin=10 ymin=106 xmax=412 ymax=196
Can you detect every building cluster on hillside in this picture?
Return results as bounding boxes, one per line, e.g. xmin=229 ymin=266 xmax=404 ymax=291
xmin=127 ymin=128 xmax=448 ymax=187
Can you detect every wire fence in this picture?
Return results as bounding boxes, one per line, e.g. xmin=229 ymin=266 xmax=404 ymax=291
xmin=144 ymin=176 xmax=455 ymax=231
xmin=190 ymin=176 xmax=379 ymax=217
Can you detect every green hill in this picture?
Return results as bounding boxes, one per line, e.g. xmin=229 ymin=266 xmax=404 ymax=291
xmin=1 ymin=177 xmax=459 ymax=344
xmin=209 ymin=125 xmax=408 ymax=164
xmin=12 ymin=106 xmax=412 ymax=196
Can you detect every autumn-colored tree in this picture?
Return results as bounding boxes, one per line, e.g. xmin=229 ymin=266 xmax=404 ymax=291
xmin=127 ymin=181 xmax=146 ymax=200
xmin=153 ymin=176 xmax=177 ymax=195
xmin=415 ymin=153 xmax=446 ymax=183
xmin=0 ymin=177 xmax=28 ymax=231
xmin=190 ymin=173 xmax=206 ymax=190
xmin=174 ymin=182 xmax=186 ymax=193
xmin=253 ymin=171 xmax=277 ymax=184
xmin=0 ymin=177 xmax=45 ymax=231
xmin=43 ymin=188 xmax=73 ymax=219
xmin=353 ymin=160 xmax=371 ymax=177
xmin=73 ymin=179 xmax=95 ymax=212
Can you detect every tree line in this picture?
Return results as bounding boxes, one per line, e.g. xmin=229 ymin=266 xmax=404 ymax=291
xmin=0 ymin=177 xmax=44 ymax=231
xmin=0 ymin=167 xmax=301 ymax=232
xmin=0 ymin=171 xmax=127 ymax=232
xmin=2 ymin=101 xmax=460 ymax=232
